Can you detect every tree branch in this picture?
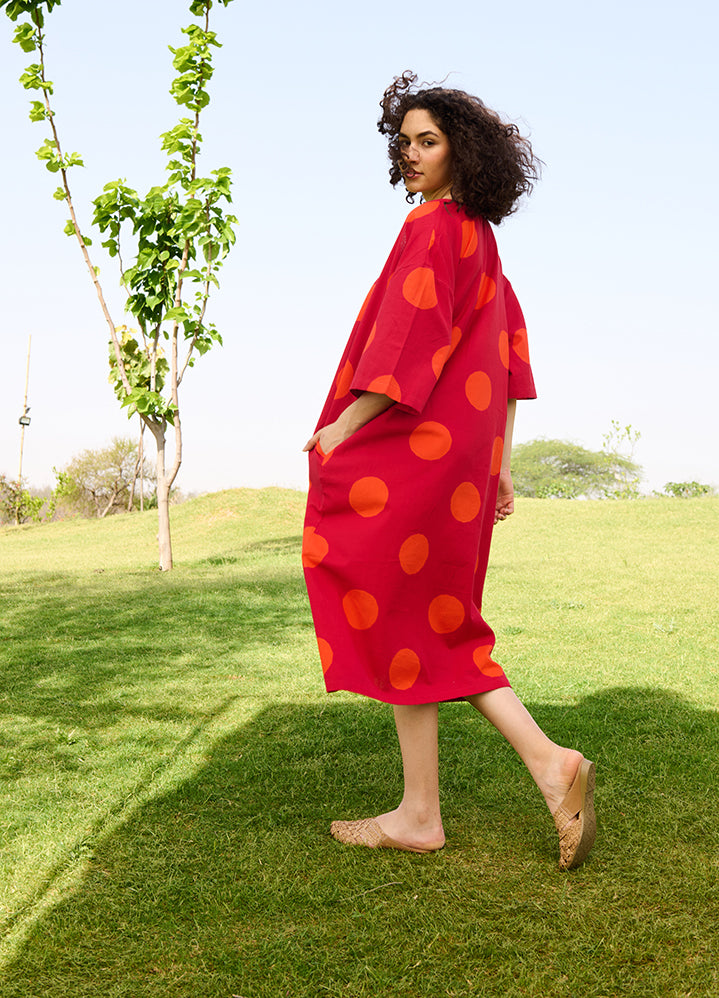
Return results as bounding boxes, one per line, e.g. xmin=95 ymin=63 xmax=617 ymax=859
xmin=32 ymin=9 xmax=132 ymax=396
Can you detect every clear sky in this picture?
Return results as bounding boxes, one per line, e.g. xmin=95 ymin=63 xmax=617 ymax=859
xmin=1 ymin=0 xmax=717 ymax=496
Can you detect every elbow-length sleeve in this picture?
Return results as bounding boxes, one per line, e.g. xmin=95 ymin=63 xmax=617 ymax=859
xmin=503 ymin=276 xmax=537 ymax=400
xmin=350 ymin=202 xmax=459 ymax=416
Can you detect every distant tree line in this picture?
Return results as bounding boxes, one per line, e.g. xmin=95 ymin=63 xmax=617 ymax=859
xmin=512 ymin=439 xmax=640 ymax=499
xmin=511 ymin=432 xmax=714 ymax=500
xmin=0 ymin=437 xmax=161 ymax=525
xmin=1 ymin=430 xmax=715 ymax=526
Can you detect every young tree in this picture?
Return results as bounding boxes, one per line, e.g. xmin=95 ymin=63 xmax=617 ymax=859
xmin=601 ymin=420 xmax=642 ymax=498
xmin=0 ymin=475 xmax=43 ymax=525
xmin=3 ymin=0 xmax=236 ymax=569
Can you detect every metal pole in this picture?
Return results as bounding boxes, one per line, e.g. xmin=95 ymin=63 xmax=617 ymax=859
xmin=16 ymin=335 xmax=32 ymax=525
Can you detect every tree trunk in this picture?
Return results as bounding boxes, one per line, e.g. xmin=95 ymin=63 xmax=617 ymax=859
xmin=156 ymin=476 xmax=173 ymax=571
xmin=148 ymin=419 xmax=173 ymax=571
xmin=127 ymin=453 xmax=140 ymax=512
xmin=99 ymin=487 xmax=119 ymax=518
xmin=139 ymin=423 xmax=145 ymax=513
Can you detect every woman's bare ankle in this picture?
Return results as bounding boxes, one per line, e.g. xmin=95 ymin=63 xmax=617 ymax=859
xmin=376 ymin=804 xmax=445 ymax=848
xmin=536 ymin=747 xmax=584 ymax=816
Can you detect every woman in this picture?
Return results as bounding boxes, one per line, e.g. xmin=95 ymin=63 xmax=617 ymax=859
xmin=302 ymin=72 xmax=595 ymax=870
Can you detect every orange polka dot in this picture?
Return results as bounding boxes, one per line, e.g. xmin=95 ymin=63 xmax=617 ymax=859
xmin=362 ymin=323 xmax=377 ymax=355
xmin=450 ymin=482 xmax=481 ymax=522
xmin=465 ymin=370 xmax=492 ymax=411
xmin=428 ymin=595 xmax=465 ymax=633
xmin=409 ymin=422 xmax=452 ymax=461
xmin=476 ymin=274 xmax=496 ymax=309
xmin=316 ymin=441 xmax=335 ymax=465
xmin=403 ymin=267 xmax=438 ymax=310
xmin=389 ymin=648 xmax=422 ymax=690
xmin=366 ymin=374 xmax=401 ymax=400
xmin=407 ymin=200 xmax=441 ymax=221
xmin=431 ymin=347 xmax=449 ymax=379
xmin=302 ymin=526 xmax=329 ymax=567
xmin=349 ymin=476 xmax=389 ymax=518
xmin=334 ymin=360 xmax=353 ymax=399
xmin=498 ymin=330 xmax=509 ymax=369
xmin=490 ymin=436 xmax=504 ymax=476
xmin=357 ymin=282 xmax=376 ymax=321
xmin=431 ymin=326 xmax=462 ymax=378
xmin=343 ymin=589 xmax=379 ymax=630
xmin=317 ymin=637 xmax=333 ymax=674
xmin=460 ymin=220 xmax=478 ymax=258
xmin=399 ymin=533 xmax=429 ymax=574
xmin=512 ymin=327 xmax=530 ymax=362
xmin=473 ymin=644 xmax=505 ymax=677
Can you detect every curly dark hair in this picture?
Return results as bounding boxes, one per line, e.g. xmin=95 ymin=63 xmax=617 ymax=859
xmin=378 ymin=71 xmax=541 ymax=224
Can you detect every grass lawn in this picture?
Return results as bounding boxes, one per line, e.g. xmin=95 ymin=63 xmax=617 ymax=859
xmin=1 ymin=490 xmax=718 ymax=997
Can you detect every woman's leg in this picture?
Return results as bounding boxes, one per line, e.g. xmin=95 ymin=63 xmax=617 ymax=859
xmin=374 ymin=703 xmax=446 ymax=850
xmin=466 ymin=687 xmax=583 ymax=816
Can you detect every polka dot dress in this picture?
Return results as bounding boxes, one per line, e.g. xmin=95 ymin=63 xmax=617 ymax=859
xmin=303 ymin=200 xmax=536 ymax=705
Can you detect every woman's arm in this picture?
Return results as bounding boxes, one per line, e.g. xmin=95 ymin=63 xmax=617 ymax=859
xmin=303 ymin=391 xmax=395 ymax=454
xmin=495 ymin=398 xmax=516 ymax=523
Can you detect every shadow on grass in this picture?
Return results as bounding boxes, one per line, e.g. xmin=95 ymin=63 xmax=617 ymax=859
xmin=0 ymin=562 xmax=312 ymax=733
xmin=2 ymin=687 xmax=718 ymax=998
xmin=202 ymin=534 xmax=304 ymax=564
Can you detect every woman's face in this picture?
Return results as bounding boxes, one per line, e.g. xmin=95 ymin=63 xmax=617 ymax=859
xmin=398 ymin=108 xmax=453 ymax=200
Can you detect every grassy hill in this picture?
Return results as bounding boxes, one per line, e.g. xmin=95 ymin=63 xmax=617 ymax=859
xmin=1 ymin=491 xmax=717 ymax=997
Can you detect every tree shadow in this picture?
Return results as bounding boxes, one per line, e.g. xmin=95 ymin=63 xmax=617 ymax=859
xmin=0 ymin=562 xmax=312 ymax=734
xmin=1 ymin=687 xmax=718 ymax=996
xmin=241 ymin=534 xmax=304 ymax=556
xmin=200 ymin=534 xmax=303 ymax=564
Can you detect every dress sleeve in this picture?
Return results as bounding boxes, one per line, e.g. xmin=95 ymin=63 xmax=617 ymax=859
xmin=503 ymin=276 xmax=537 ymax=400
xmin=350 ymin=203 xmax=458 ymax=415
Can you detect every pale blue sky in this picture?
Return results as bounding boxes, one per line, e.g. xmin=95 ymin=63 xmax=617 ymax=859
xmin=1 ymin=0 xmax=717 ymax=495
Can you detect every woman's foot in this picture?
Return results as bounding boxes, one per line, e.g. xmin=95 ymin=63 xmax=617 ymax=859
xmin=537 ymin=747 xmax=585 ymax=816
xmin=537 ymin=749 xmax=596 ymax=870
xmin=553 ymin=757 xmax=596 ymax=870
xmin=331 ymin=806 xmax=445 ymax=854
xmin=330 ymin=816 xmax=444 ymax=854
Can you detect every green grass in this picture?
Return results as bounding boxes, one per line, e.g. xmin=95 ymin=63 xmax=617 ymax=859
xmin=1 ymin=491 xmax=718 ymax=997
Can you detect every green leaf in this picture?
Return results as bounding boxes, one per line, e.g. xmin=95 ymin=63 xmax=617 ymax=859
xmin=13 ymin=21 xmax=38 ymax=53
xmin=2 ymin=0 xmax=56 ymax=23
xmin=164 ymin=305 xmax=189 ymax=322
xmin=52 ymin=185 xmax=66 ymax=200
xmin=28 ymin=98 xmax=47 ymax=121
xmin=19 ymin=63 xmax=44 ymax=91
xmin=63 ymin=219 xmax=76 ymax=237
xmin=35 ymin=137 xmax=61 ymax=171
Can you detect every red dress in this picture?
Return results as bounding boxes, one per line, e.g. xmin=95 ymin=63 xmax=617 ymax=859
xmin=303 ymin=199 xmax=536 ymax=705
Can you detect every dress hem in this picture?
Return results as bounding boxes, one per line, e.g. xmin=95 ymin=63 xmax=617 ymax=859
xmin=324 ymin=674 xmax=512 ymax=706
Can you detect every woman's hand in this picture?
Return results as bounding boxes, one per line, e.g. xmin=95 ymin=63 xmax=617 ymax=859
xmin=495 ymin=468 xmax=515 ymax=523
xmin=303 ymin=391 xmax=395 ymax=455
xmin=303 ymin=420 xmax=347 ymax=455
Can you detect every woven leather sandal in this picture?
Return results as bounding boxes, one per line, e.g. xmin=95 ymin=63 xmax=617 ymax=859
xmin=330 ymin=817 xmax=442 ymax=854
xmin=554 ymin=758 xmax=596 ymax=871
